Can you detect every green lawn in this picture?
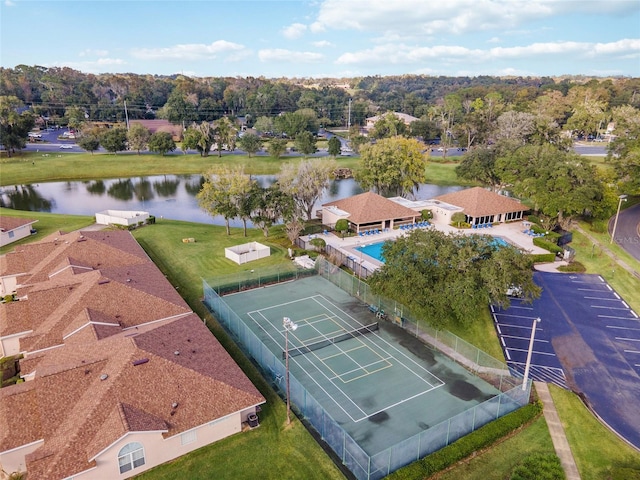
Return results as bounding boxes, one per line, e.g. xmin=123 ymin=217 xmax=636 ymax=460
xmin=435 ymin=416 xmax=555 ymax=480
xmin=549 ymin=385 xmax=640 ymax=479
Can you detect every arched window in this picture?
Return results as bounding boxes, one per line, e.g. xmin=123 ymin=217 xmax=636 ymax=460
xmin=117 ymin=442 xmax=145 ymax=474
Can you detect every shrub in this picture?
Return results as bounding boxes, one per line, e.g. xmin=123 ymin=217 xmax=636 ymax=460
xmin=527 ymin=215 xmax=540 ymax=225
xmin=558 ymin=261 xmax=586 ymax=273
xmin=3 ymin=294 xmax=14 ymax=303
xmin=421 ymin=209 xmax=433 ymax=221
xmin=533 ymin=237 xmax=563 ymax=254
xmin=589 ymin=219 xmax=609 ymax=234
xmin=335 ymin=219 xmax=349 ymax=237
xmin=451 ymin=212 xmax=467 ymax=227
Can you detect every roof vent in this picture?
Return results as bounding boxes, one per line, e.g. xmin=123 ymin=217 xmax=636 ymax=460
xmin=132 ymin=358 xmax=149 ymax=366
xmin=126 ymin=278 xmax=131 ymax=282
xmin=100 ymin=374 xmax=109 ymax=381
xmin=98 ymin=279 xmax=110 ymax=285
xmin=171 ymin=402 xmax=179 ymax=409
xmin=174 ymin=351 xmax=180 ymax=356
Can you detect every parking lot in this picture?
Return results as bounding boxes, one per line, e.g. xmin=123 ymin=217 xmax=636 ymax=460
xmin=492 ymin=272 xmax=640 ymax=449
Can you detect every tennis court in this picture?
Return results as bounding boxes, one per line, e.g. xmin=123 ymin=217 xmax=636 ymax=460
xmin=222 ymin=275 xmax=503 ymax=455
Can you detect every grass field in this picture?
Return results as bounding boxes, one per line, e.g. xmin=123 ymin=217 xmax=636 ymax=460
xmin=0 ymin=151 xmax=361 ymax=186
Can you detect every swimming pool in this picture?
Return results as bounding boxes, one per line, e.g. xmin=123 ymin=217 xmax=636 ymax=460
xmin=355 ymin=236 xmax=511 ymax=263
xmin=355 ymin=241 xmax=388 ymax=262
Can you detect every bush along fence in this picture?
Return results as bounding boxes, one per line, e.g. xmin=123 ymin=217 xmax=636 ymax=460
xmin=202 ymin=257 xmax=531 ymax=480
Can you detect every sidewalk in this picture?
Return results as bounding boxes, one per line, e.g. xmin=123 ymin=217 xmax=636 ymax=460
xmin=535 ymin=381 xmax=581 ymax=480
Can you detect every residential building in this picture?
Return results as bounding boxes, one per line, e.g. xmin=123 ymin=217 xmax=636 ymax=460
xmin=0 ymin=230 xmax=265 ymax=479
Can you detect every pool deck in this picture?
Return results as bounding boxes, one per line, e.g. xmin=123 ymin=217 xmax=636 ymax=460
xmin=305 ymin=218 xmax=552 ymax=272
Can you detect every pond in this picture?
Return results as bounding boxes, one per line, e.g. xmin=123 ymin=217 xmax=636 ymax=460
xmin=0 ymin=175 xmax=465 ymax=227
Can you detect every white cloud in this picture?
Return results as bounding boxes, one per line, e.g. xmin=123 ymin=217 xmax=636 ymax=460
xmin=131 ymin=41 xmax=246 ymax=61
xmin=336 ymin=39 xmax=640 ymax=66
xmin=487 ymin=37 xmax=501 ymax=44
xmin=259 ymin=49 xmax=325 ymax=64
xmin=312 ymin=40 xmax=334 ymax=48
xmin=282 ymin=23 xmax=307 ymax=40
xmin=315 ymin=0 xmax=558 ymax=37
xmin=79 ymin=49 xmax=109 ymax=58
xmin=4 ymin=0 xmax=16 ymax=6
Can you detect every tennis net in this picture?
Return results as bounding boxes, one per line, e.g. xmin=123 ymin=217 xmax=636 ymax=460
xmin=283 ymin=323 xmax=379 ymax=359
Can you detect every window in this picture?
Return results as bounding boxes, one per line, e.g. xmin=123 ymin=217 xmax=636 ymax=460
xmin=118 ymin=442 xmax=145 ymax=474
xmin=181 ymin=430 xmax=197 ymax=445
xmin=8 ymin=231 xmax=14 ymax=239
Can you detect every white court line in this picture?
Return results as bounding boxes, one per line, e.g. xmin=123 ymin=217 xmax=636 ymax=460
xmin=607 ymin=325 xmax=640 ymax=332
xmin=599 ymin=314 xmax=638 ymax=320
xmin=311 ymin=295 xmax=444 ymax=387
xmin=247 ymin=310 xmax=368 ymax=421
xmin=501 ymin=334 xmax=549 ymax=343
xmin=616 ymin=337 xmax=640 ymax=342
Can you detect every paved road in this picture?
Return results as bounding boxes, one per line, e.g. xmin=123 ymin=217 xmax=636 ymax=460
xmin=610 ymin=202 xmax=640 ymax=262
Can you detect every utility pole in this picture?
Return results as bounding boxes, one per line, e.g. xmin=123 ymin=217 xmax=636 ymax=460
xmin=124 ymin=101 xmax=130 ymax=131
xmin=348 ymin=98 xmax=351 ymax=129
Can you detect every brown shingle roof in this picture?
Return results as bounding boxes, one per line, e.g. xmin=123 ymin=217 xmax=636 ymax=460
xmin=433 ymin=187 xmax=528 ymax=217
xmin=323 ymin=191 xmax=419 ymax=224
xmin=0 ymin=216 xmax=37 ymax=233
xmin=0 ymin=230 xmax=265 ymax=480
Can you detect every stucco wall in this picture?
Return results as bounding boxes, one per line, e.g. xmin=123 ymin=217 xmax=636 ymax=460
xmin=0 ymin=439 xmax=43 ymax=476
xmin=0 ymin=225 xmax=32 ymax=247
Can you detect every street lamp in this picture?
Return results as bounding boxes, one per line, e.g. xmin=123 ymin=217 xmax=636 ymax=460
xmin=282 ymin=317 xmax=298 ymax=424
xmin=522 ymin=317 xmax=541 ymax=391
xmin=610 ymin=194 xmax=628 ymax=244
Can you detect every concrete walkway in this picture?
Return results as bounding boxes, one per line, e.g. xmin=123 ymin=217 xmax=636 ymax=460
xmin=535 ymin=381 xmax=581 ymax=480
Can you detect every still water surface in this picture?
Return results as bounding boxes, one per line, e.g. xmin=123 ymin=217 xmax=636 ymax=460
xmin=1 ymin=175 xmax=464 ymax=227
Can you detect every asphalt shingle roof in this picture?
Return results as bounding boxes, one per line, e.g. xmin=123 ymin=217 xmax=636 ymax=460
xmin=433 ymin=187 xmax=528 ymax=217
xmin=323 ymin=191 xmax=419 ymax=224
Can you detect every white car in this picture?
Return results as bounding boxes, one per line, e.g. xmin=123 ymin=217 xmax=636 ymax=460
xmin=59 ymin=144 xmax=74 ymax=149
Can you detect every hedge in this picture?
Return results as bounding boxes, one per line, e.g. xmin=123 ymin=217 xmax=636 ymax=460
xmin=530 ymin=253 xmax=556 ymax=263
xmin=387 ymin=401 xmax=543 ymax=479
xmin=533 ymin=237 xmax=563 ymax=254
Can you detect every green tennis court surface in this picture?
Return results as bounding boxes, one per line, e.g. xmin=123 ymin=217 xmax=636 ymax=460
xmin=223 ymin=276 xmax=501 ymax=455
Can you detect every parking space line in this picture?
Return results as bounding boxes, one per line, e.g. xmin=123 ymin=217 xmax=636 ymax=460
xmin=633 ymin=311 xmax=639 ymax=319
xmin=583 ymin=296 xmax=624 ymax=301
xmin=505 ymin=305 xmax=534 ymax=310
xmin=493 ymin=313 xmax=539 ymax=320
xmin=507 ymin=347 xmax=556 ymax=356
xmin=496 ymin=323 xmax=544 ymax=331
xmin=501 ymin=334 xmax=549 ymax=343
xmin=606 ymin=325 xmax=640 ymax=331
xmin=599 ymin=315 xmax=638 ymax=320
xmin=505 ymin=349 xmax=511 ymax=360
xmin=624 ymin=349 xmax=640 ymax=354
xmin=591 ymin=305 xmax=631 ymax=310
xmin=622 ymin=301 xmax=630 ymax=308
xmin=616 ymin=337 xmax=640 ymax=342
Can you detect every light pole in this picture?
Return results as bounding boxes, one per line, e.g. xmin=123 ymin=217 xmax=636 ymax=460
xmin=522 ymin=317 xmax=541 ymax=391
xmin=283 ymin=317 xmax=298 ymax=424
xmin=610 ymin=194 xmax=628 ymax=244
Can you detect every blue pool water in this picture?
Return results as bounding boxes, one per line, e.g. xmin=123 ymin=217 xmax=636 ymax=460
xmin=355 ymin=237 xmax=510 ymax=263
xmin=355 ymin=241 xmax=387 ymax=262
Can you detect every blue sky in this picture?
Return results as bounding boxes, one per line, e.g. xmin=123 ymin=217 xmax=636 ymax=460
xmin=1 ymin=0 xmax=639 ymax=78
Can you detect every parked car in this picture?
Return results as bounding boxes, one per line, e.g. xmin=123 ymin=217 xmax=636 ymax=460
xmin=59 ymin=144 xmax=74 ymax=149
